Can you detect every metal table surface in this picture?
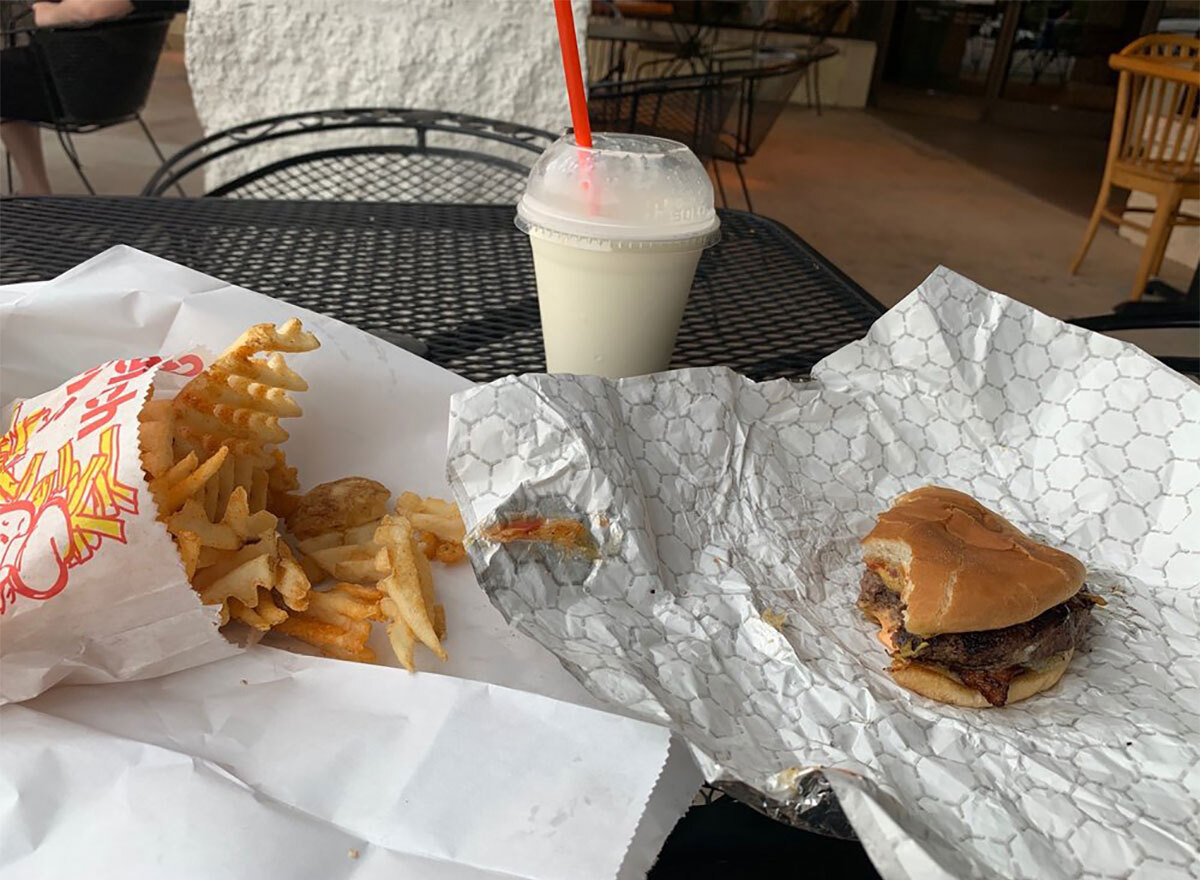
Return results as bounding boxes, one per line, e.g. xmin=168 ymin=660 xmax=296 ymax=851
xmin=0 ymin=197 xmax=884 ymax=380
xmin=0 ymin=196 xmax=885 ymax=879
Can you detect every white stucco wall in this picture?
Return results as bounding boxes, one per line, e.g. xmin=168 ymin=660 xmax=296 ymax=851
xmin=185 ymin=0 xmax=588 ymax=194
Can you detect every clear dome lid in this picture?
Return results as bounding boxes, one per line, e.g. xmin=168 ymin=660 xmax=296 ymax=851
xmin=516 ymin=133 xmax=720 ymax=249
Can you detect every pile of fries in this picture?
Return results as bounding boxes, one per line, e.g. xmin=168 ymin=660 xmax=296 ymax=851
xmin=136 ymin=319 xmax=466 ymax=671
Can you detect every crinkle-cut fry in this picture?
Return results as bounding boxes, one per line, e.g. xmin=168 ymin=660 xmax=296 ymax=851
xmin=274 ymin=615 xmax=375 ymax=663
xmin=229 ymin=587 xmax=288 ymax=631
xmin=275 ymin=542 xmax=311 ymax=611
xmin=375 ymin=516 xmax=445 ymax=661
xmin=432 ymin=603 xmax=446 ymax=641
xmin=151 ymin=446 xmax=229 ymax=516
xmin=166 ymin=499 xmax=239 ymax=550
xmin=380 ymin=597 xmax=417 ymax=672
xmin=138 ymin=399 xmax=175 ymax=479
xmin=196 ymin=552 xmax=274 ymax=608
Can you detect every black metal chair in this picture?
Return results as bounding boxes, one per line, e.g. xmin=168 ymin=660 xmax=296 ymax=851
xmin=142 ymin=109 xmax=557 ymax=203
xmin=3 ymin=11 xmax=182 ymax=195
xmin=589 ymin=47 xmax=831 ymax=211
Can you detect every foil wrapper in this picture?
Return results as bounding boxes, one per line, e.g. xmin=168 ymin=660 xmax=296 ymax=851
xmin=447 ymin=268 xmax=1200 ymax=880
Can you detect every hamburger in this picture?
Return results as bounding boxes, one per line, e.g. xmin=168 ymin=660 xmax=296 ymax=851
xmin=858 ymin=486 xmax=1101 ymax=708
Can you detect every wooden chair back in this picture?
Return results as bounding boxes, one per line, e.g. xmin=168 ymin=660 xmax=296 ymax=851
xmin=1108 ymin=35 xmax=1200 ymax=176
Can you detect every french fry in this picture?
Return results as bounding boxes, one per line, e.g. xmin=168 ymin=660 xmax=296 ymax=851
xmin=136 ymin=322 xmax=460 ymax=675
xmin=229 ymin=587 xmax=289 ymax=631
xmin=395 ymin=491 xmax=466 ymax=563
xmin=275 ymin=614 xmax=376 ymax=663
xmin=137 ymin=320 xmax=319 ymax=627
xmin=273 ymin=584 xmax=378 ymax=662
xmin=150 ymin=447 xmax=229 ymax=517
xmin=380 ymin=597 xmax=416 ymax=672
xmin=274 ymin=542 xmax=311 ymax=611
xmin=374 ymin=515 xmax=445 ymax=662
xmin=138 ymin=399 xmax=175 ymax=479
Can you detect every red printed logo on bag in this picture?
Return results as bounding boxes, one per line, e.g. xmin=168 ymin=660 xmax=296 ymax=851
xmin=0 ymin=405 xmax=139 ymax=614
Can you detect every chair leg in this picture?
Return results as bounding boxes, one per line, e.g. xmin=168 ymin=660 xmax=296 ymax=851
xmin=1069 ymin=178 xmax=1111 ymax=274
xmin=711 ymin=159 xmax=728 ymax=208
xmin=136 ymin=113 xmax=186 ymax=197
xmin=813 ymin=62 xmax=823 ymax=116
xmin=1130 ymin=191 xmax=1179 ymax=301
xmin=4 ymin=151 xmax=12 ymax=196
xmin=733 ymin=160 xmax=754 ymax=213
xmin=54 ymin=126 xmax=95 ymax=194
xmin=1146 ymin=189 xmax=1183 ymax=282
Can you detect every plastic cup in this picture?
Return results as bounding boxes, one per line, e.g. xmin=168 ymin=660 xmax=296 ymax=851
xmin=516 ymin=133 xmax=720 ymax=378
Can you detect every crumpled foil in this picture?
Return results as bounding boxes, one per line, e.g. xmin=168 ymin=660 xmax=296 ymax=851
xmin=446 ymin=268 xmax=1200 ymax=880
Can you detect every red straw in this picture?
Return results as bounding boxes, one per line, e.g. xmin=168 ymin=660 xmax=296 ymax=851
xmin=553 ymin=0 xmax=592 ymax=148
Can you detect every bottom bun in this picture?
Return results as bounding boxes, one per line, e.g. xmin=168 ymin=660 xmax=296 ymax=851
xmin=890 ymin=650 xmax=1074 ymax=708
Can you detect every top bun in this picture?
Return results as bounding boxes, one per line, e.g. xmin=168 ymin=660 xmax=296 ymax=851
xmin=862 ymin=486 xmax=1085 ymax=636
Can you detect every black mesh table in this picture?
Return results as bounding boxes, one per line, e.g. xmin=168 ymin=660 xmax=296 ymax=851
xmin=0 ymin=197 xmax=883 ymax=380
xmin=0 ymin=195 xmax=885 ymax=880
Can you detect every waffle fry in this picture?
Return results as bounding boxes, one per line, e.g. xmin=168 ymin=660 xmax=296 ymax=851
xmin=134 ymin=320 xmax=461 ymax=674
xmin=138 ymin=321 xmax=318 ymax=628
xmin=170 ymin=320 xmax=317 ymax=522
xmin=229 ymin=586 xmax=289 ymax=631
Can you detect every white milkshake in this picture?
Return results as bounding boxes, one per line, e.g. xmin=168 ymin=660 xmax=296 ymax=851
xmin=516 ymin=134 xmax=720 ymax=378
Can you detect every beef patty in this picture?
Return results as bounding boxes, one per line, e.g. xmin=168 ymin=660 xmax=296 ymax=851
xmin=857 ymin=570 xmax=1095 ymax=673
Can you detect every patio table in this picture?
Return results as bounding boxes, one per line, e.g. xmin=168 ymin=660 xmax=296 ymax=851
xmin=0 ymin=195 xmax=885 ymax=879
xmin=0 ymin=197 xmax=883 ymax=381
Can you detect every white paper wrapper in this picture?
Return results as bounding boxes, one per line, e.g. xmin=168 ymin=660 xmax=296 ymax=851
xmin=1 ymin=359 xmax=237 ymax=702
xmin=0 ymin=247 xmax=702 ymax=879
xmin=2 ymin=645 xmax=674 ymax=880
xmin=447 ymin=267 xmax=1200 ymax=880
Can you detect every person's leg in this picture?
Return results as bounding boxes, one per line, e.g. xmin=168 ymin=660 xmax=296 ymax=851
xmin=1 ymin=44 xmax=55 ymax=194
xmin=1 ymin=120 xmax=51 ymax=194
